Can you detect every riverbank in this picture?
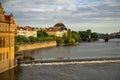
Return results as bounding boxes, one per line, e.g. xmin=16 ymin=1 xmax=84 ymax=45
xmin=18 ymin=41 xmax=57 ymax=52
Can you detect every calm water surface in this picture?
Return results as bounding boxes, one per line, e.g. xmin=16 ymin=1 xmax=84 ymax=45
xmin=0 ymin=39 xmax=120 ymax=80
xmin=18 ymin=39 xmax=120 ymax=60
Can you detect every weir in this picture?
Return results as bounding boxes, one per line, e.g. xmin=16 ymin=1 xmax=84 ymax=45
xmin=18 ymin=57 xmax=120 ymax=66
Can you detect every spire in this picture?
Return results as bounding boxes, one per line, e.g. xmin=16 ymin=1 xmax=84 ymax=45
xmin=0 ymin=2 xmax=3 ymax=9
xmin=0 ymin=2 xmax=4 ymax=14
xmin=10 ymin=13 xmax=13 ymax=17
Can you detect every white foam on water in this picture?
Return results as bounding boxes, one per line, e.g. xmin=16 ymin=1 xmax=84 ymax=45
xmin=20 ymin=60 xmax=120 ymax=66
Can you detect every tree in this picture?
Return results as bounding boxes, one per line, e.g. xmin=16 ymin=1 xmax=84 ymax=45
xmin=37 ymin=31 xmax=44 ymax=38
xmin=29 ymin=36 xmax=36 ymax=44
xmin=91 ymin=32 xmax=98 ymax=38
xmin=79 ymin=31 xmax=89 ymax=41
xmin=56 ymin=37 xmax=64 ymax=45
xmin=63 ymin=33 xmax=68 ymax=43
xmin=37 ymin=31 xmax=49 ymax=38
xmin=43 ymin=31 xmax=49 ymax=37
xmin=68 ymin=38 xmax=75 ymax=45
xmin=71 ymin=31 xmax=81 ymax=42
xmin=15 ymin=35 xmax=30 ymax=44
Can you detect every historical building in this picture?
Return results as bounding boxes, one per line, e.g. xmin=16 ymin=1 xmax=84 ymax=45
xmin=44 ymin=22 xmax=68 ymax=37
xmin=54 ymin=22 xmax=67 ymax=31
xmin=0 ymin=2 xmax=17 ymax=73
xmin=17 ymin=26 xmax=37 ymax=37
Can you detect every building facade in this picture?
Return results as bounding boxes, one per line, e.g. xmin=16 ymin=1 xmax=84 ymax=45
xmin=0 ymin=3 xmax=17 ymax=73
xmin=17 ymin=26 xmax=37 ymax=37
xmin=45 ymin=29 xmax=67 ymax=37
xmin=44 ymin=22 xmax=68 ymax=37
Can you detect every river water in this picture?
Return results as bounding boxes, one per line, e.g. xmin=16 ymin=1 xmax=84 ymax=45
xmin=18 ymin=39 xmax=120 ymax=60
xmin=0 ymin=39 xmax=120 ymax=80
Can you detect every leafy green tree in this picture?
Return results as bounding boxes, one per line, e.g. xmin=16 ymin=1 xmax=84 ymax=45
xmin=35 ymin=37 xmax=40 ymax=42
xmin=37 ymin=31 xmax=49 ymax=38
xmin=43 ymin=31 xmax=49 ymax=37
xmin=37 ymin=31 xmax=44 ymax=38
xmin=71 ymin=31 xmax=81 ymax=42
xmin=29 ymin=36 xmax=36 ymax=44
xmin=56 ymin=37 xmax=64 ymax=45
xmin=67 ymin=29 xmax=72 ymax=38
xmin=15 ymin=35 xmax=30 ymax=44
xmin=78 ymin=31 xmax=89 ymax=41
xmin=63 ymin=33 xmax=68 ymax=43
xmin=68 ymin=38 xmax=75 ymax=45
xmin=91 ymin=32 xmax=98 ymax=38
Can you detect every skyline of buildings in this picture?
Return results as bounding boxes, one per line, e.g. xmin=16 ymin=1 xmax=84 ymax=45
xmin=16 ymin=22 xmax=68 ymax=38
xmin=1 ymin=0 xmax=120 ymax=33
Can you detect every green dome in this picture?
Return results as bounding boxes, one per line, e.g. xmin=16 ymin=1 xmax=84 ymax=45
xmin=54 ymin=22 xmax=65 ymax=27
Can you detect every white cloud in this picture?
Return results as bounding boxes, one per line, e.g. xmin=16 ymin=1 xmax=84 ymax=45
xmin=1 ymin=0 xmax=120 ymax=33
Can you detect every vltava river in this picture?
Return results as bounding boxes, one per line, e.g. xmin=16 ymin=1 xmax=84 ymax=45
xmin=18 ymin=39 xmax=120 ymax=60
xmin=0 ymin=39 xmax=120 ymax=80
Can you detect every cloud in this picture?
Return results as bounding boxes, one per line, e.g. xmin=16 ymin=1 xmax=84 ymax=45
xmin=1 ymin=0 xmax=120 ymax=27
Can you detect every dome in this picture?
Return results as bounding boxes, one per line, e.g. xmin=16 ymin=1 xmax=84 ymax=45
xmin=54 ymin=22 xmax=67 ymax=30
xmin=54 ymin=22 xmax=65 ymax=27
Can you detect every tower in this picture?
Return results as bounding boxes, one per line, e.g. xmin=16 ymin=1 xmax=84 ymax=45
xmin=0 ymin=2 xmax=17 ymax=73
xmin=0 ymin=2 xmax=4 ymax=14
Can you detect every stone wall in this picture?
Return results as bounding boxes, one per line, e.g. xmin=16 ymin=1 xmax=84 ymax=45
xmin=0 ymin=59 xmax=17 ymax=73
xmin=18 ymin=41 xmax=57 ymax=52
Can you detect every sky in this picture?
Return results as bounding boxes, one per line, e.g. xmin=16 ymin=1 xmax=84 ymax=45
xmin=0 ymin=0 xmax=120 ymax=33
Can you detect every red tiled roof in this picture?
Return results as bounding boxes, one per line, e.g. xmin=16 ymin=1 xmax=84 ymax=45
xmin=4 ymin=15 xmax=10 ymax=23
xmin=17 ymin=26 xmax=34 ymax=31
xmin=44 ymin=29 xmax=59 ymax=32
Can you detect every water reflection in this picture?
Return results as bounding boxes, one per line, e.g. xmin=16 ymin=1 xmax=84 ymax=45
xmin=0 ymin=67 xmax=21 ymax=80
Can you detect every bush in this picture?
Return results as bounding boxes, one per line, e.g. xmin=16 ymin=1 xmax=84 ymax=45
xmin=29 ymin=36 xmax=36 ymax=44
xmin=56 ymin=37 xmax=64 ymax=44
xmin=68 ymin=38 xmax=75 ymax=45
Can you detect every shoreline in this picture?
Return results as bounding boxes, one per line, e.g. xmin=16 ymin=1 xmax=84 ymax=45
xmin=17 ymin=41 xmax=57 ymax=52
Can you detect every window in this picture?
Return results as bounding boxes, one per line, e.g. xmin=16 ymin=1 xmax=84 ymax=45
xmin=6 ymin=25 xmax=9 ymax=31
xmin=6 ymin=52 xmax=8 ymax=59
xmin=3 ymin=53 xmax=5 ymax=60
xmin=0 ymin=26 xmax=1 ymax=31
xmin=10 ymin=36 xmax=14 ymax=46
xmin=6 ymin=36 xmax=9 ymax=47
xmin=0 ymin=37 xmax=2 ymax=47
xmin=3 ymin=37 xmax=5 ymax=47
xmin=0 ymin=53 xmax=2 ymax=61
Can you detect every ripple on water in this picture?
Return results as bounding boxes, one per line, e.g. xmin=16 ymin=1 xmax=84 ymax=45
xmin=16 ymin=62 xmax=120 ymax=80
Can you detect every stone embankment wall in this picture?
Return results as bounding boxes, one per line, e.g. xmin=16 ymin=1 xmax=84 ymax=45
xmin=18 ymin=41 xmax=57 ymax=52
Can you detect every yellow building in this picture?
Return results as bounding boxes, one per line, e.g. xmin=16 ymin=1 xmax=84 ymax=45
xmin=17 ymin=26 xmax=37 ymax=37
xmin=45 ymin=29 xmax=67 ymax=37
xmin=0 ymin=2 xmax=17 ymax=73
xmin=45 ymin=22 xmax=68 ymax=37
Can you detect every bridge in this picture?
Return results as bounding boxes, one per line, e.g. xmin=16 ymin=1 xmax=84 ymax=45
xmin=98 ymin=36 xmax=120 ymax=42
xmin=90 ymin=33 xmax=120 ymax=42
